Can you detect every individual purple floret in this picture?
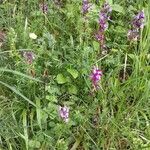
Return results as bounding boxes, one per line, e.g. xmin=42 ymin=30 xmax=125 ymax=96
xmin=95 ymin=32 xmax=105 ymax=43
xmin=59 ymin=105 xmax=69 ymax=123
xmin=101 ymin=1 xmax=112 ymax=13
xmin=127 ymin=30 xmax=139 ymax=41
xmin=82 ymin=0 xmax=91 ymax=15
xmin=128 ymin=10 xmax=145 ymax=41
xmin=132 ymin=11 xmax=145 ymax=29
xmin=39 ymin=3 xmax=48 ymax=14
xmin=23 ymin=51 xmax=35 ymax=64
xmin=99 ymin=1 xmax=111 ymax=32
xmin=95 ymin=1 xmax=111 ymax=51
xmin=90 ymin=66 xmax=102 ymax=90
xmin=99 ymin=13 xmax=108 ymax=31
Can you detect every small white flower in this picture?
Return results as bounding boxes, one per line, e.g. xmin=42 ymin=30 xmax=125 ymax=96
xmin=29 ymin=33 xmax=37 ymax=39
xmin=147 ymin=54 xmax=150 ymax=60
xmin=0 ymin=42 xmax=2 ymax=47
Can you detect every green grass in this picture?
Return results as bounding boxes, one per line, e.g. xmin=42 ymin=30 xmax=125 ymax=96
xmin=0 ymin=0 xmax=150 ymax=149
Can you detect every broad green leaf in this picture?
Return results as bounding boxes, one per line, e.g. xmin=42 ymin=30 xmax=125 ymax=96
xmin=46 ymin=95 xmax=57 ymax=102
xmin=29 ymin=140 xmax=41 ymax=148
xmin=112 ymin=4 xmax=124 ymax=14
xmin=41 ymin=109 xmax=48 ymax=122
xmin=111 ymin=48 xmax=118 ymax=52
xmin=108 ymin=0 xmax=113 ymax=5
xmin=93 ymin=41 xmax=99 ymax=51
xmin=56 ymin=74 xmax=67 ymax=84
xmin=68 ymin=85 xmax=78 ymax=95
xmin=128 ymin=54 xmax=136 ymax=60
xmin=66 ymin=76 xmax=72 ymax=83
xmin=67 ymin=69 xmax=79 ymax=79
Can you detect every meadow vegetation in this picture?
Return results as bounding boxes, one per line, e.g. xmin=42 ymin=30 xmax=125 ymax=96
xmin=0 ymin=0 xmax=150 ymax=149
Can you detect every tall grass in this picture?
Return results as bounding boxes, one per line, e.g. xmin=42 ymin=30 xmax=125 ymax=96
xmin=0 ymin=0 xmax=150 ymax=149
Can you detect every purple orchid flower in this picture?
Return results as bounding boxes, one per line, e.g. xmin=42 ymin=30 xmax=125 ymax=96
xmin=90 ymin=66 xmax=102 ymax=90
xmin=132 ymin=11 xmax=145 ymax=29
xmin=39 ymin=3 xmax=48 ymax=14
xmin=23 ymin=51 xmax=35 ymax=64
xmin=128 ymin=10 xmax=145 ymax=41
xmin=101 ymin=1 xmax=112 ymax=13
xmin=95 ymin=1 xmax=112 ymax=52
xmin=82 ymin=0 xmax=91 ymax=15
xmin=59 ymin=105 xmax=69 ymax=123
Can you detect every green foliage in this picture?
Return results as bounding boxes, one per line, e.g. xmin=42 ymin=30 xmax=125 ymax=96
xmin=67 ymin=68 xmax=79 ymax=79
xmin=0 ymin=0 xmax=150 ymax=149
xmin=56 ymin=74 xmax=67 ymax=84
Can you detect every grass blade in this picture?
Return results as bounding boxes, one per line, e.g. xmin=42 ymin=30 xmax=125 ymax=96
xmin=0 ymin=68 xmax=43 ymax=83
xmin=0 ymin=80 xmax=36 ymax=107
